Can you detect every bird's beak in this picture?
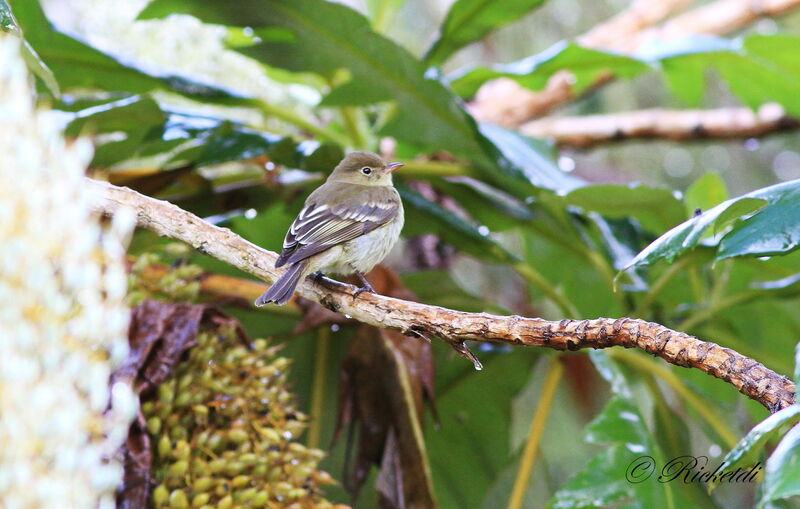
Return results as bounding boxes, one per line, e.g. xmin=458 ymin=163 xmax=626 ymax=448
xmin=383 ymin=162 xmax=404 ymax=173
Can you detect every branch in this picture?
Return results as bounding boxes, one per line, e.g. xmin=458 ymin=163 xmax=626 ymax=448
xmin=90 ymin=179 xmax=796 ymax=413
xmin=469 ymin=0 xmax=800 ymax=127
xmin=520 ymin=103 xmax=799 ymax=147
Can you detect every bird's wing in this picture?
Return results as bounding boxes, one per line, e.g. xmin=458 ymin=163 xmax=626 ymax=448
xmin=275 ymin=190 xmax=399 ymax=267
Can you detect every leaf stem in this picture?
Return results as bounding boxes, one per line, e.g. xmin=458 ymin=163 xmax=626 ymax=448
xmin=307 ymin=326 xmax=330 ymax=449
xmin=608 ymin=349 xmax=740 ymax=448
xmin=507 ymin=358 xmax=563 ymax=509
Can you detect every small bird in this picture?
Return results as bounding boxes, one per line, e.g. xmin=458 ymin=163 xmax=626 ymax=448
xmin=255 ymin=151 xmax=405 ymax=306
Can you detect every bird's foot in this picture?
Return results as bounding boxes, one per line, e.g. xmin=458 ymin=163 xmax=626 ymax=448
xmin=310 ymin=271 xmax=325 ymax=282
xmin=353 ymin=271 xmax=376 ymax=299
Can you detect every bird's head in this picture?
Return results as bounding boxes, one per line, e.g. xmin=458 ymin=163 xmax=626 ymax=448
xmin=328 ymin=151 xmax=404 ymax=186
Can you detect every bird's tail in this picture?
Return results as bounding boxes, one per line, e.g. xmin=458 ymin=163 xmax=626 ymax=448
xmin=255 ymin=261 xmax=309 ymax=306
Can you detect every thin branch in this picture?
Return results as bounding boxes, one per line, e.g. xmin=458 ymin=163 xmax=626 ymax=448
xmin=91 ymin=179 xmax=796 ymax=413
xmin=521 ymin=104 xmax=799 ymax=147
xmin=469 ymin=0 xmax=800 ymax=127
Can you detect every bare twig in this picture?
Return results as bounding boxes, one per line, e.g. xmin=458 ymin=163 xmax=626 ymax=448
xmin=91 ymin=179 xmax=795 ymax=413
xmin=469 ymin=0 xmax=800 ymax=127
xmin=521 ymin=103 xmax=799 ymax=147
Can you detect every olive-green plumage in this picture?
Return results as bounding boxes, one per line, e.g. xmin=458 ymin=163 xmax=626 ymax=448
xmin=255 ymin=151 xmax=404 ymax=306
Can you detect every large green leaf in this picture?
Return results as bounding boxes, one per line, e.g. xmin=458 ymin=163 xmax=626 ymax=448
xmin=139 ymin=0 xmax=575 ymax=197
xmin=8 ymin=0 xmax=253 ymax=105
xmin=450 ymin=35 xmax=800 ymax=116
xmin=424 ymin=0 xmax=547 ymax=67
xmin=1 ymin=0 xmax=58 ymax=94
xmin=449 ymin=41 xmax=648 ymax=98
xmin=425 ymin=346 xmax=537 ymax=509
xmin=627 ymin=179 xmax=800 ymax=269
xmin=713 ymin=405 xmax=800 ymax=492
xmin=760 ymin=423 xmax=800 ymax=506
xmin=564 ymin=183 xmax=685 ymax=234
xmin=61 ymin=94 xmax=343 ymax=170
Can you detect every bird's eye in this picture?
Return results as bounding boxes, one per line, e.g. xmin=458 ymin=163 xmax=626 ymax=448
xmin=361 ymin=167 xmax=372 ymax=175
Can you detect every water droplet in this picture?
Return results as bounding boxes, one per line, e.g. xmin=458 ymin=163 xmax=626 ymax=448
xmin=773 ymin=150 xmax=800 ymax=181
xmin=709 ymin=444 xmax=722 ymax=457
xmin=477 ymin=225 xmax=490 ymax=236
xmin=743 ymin=138 xmax=760 ymax=151
xmin=244 ymin=208 xmax=257 ymax=219
xmin=558 ymin=155 xmax=576 ymax=172
xmin=344 ymin=314 xmax=351 ymax=319
xmin=663 ymin=148 xmax=693 ymax=178
xmin=330 ymin=324 xmax=340 ymax=332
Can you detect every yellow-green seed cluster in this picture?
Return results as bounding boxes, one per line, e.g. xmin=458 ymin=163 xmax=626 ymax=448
xmin=143 ymin=328 xmax=336 ymax=509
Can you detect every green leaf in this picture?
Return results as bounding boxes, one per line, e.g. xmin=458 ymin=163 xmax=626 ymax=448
xmin=713 ymin=405 xmax=800 ymax=492
xmin=424 ymin=0 xmax=546 ymax=67
xmin=449 ymin=41 xmax=648 ymax=98
xmin=425 ymin=346 xmax=537 ymax=509
xmin=564 ymin=183 xmax=685 ymax=234
xmin=760 ymin=422 xmax=800 ymax=506
xmin=478 ymin=124 xmax=584 ymax=193
xmin=9 ymin=0 xmax=253 ymax=105
xmin=684 ymin=173 xmax=728 ymax=218
xmin=627 ymin=180 xmax=800 ymax=269
xmin=397 ymin=182 xmax=519 ymax=265
xmin=450 ymin=34 xmax=800 ymax=115
xmin=61 ymin=95 xmax=343 ymax=170
xmin=718 ymin=186 xmax=800 ymax=260
xmin=140 ymin=0 xmax=575 ymax=197
xmin=64 ymin=95 xmax=166 ymax=137
xmin=1 ymin=0 xmax=58 ymax=94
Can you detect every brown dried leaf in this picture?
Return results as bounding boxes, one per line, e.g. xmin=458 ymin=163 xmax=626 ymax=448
xmin=330 ymin=267 xmax=437 ymax=509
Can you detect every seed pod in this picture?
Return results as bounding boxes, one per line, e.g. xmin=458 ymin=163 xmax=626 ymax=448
xmin=227 ymin=428 xmax=248 ymax=445
xmin=167 ymin=460 xmax=188 ymax=479
xmin=174 ymin=391 xmax=192 ymax=408
xmin=190 ymin=493 xmax=210 ymax=508
xmin=192 ymin=477 xmax=214 ymax=493
xmin=152 ymin=484 xmax=169 ymax=506
xmin=168 ymin=489 xmax=189 ymax=509
xmin=238 ymin=453 xmax=257 ymax=466
xmin=158 ymin=435 xmax=172 ymax=458
xmin=251 ymin=491 xmax=269 ymax=506
xmin=217 ymin=494 xmax=233 ymax=509
xmin=234 ymin=487 xmax=257 ymax=503
xmin=173 ymin=440 xmax=190 ymax=461
xmin=231 ymin=475 xmax=250 ymax=488
xmin=147 ymin=416 xmax=162 ymax=435
xmin=159 ymin=380 xmax=176 ymax=407
xmin=224 ymin=461 xmax=245 ymax=477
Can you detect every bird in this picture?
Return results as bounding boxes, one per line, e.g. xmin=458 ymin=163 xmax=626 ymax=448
xmin=254 ymin=151 xmax=405 ymax=306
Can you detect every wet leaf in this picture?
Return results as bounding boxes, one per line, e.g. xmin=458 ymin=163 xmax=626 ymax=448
xmin=424 ymin=0 xmax=547 ymax=66
xmin=139 ymin=0 xmax=572 ymax=197
xmin=60 ymin=95 xmax=343 ymax=170
xmin=450 ymin=41 xmax=647 ymax=98
xmin=9 ymin=0 xmax=254 ymax=104
xmin=712 ymin=405 xmax=800 ymax=492
xmin=450 ymin=34 xmax=800 ymax=115
xmin=684 ymin=173 xmax=728 ymax=218
xmin=627 ymin=179 xmax=800 ymax=269
xmin=564 ymin=183 xmax=685 ymax=234
xmin=760 ymin=422 xmax=800 ymax=506
xmin=1 ymin=0 xmax=58 ymax=94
